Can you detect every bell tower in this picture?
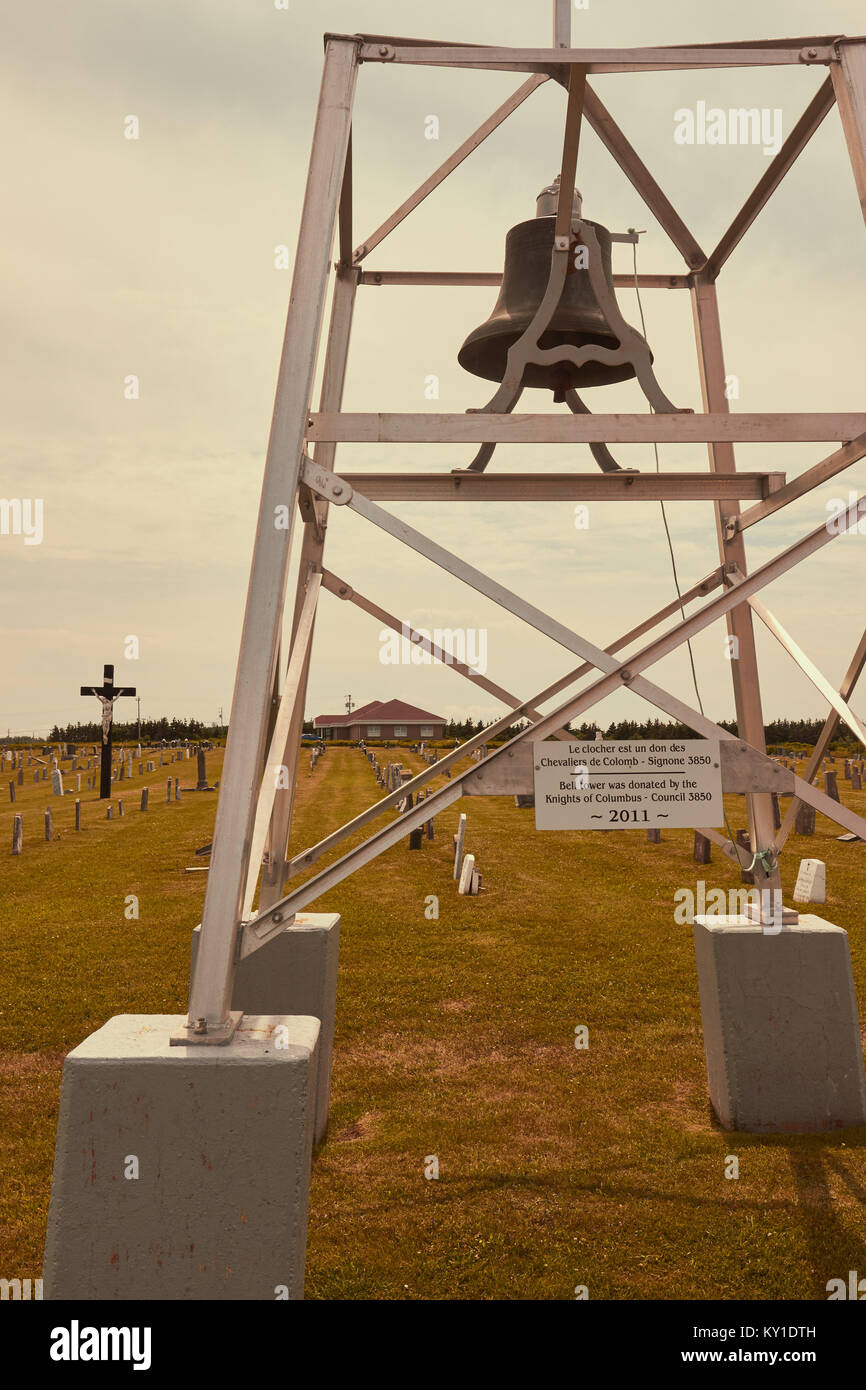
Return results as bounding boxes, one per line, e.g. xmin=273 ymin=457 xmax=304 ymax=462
xmin=42 ymin=1 xmax=866 ymax=1305
xmin=180 ymin=14 xmax=866 ymax=1045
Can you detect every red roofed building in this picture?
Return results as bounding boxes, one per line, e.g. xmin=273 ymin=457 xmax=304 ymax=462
xmin=314 ymin=699 xmax=445 ymax=742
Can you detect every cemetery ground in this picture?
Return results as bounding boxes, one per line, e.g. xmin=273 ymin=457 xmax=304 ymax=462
xmin=2 ymin=743 xmax=865 ymax=1301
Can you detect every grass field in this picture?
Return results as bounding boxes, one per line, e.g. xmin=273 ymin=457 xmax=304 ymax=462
xmin=2 ymin=742 xmax=865 ymax=1300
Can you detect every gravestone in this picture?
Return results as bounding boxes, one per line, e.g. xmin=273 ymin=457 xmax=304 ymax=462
xmin=647 ymin=828 xmax=661 ymax=843
xmin=694 ymin=831 xmax=712 ymax=864
xmin=51 ymin=769 xmax=64 ymax=797
xmin=12 ymin=815 xmax=23 ymax=855
xmin=408 ymin=828 xmax=423 ymax=850
xmin=825 ymin=770 xmax=840 ymax=803
xmin=453 ymin=812 xmax=467 ymax=880
xmin=8 ymin=781 xmax=14 ymax=803
xmin=74 ymin=800 xmax=81 ymax=831
xmin=852 ymin=769 xmax=862 ymax=791
xmin=458 ymin=853 xmax=476 ymax=895
xmin=514 ymin=794 xmax=535 ymax=809
xmin=793 ymin=858 xmax=826 ymax=905
xmin=44 ymin=809 xmax=52 ymax=841
xmin=196 ymin=751 xmax=215 ymax=791
xmin=795 ymin=803 xmax=816 ymax=835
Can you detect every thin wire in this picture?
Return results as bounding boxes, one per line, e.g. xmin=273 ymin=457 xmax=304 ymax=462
xmin=630 ymin=238 xmax=704 ymax=718
xmin=631 ymin=238 xmax=747 ymax=864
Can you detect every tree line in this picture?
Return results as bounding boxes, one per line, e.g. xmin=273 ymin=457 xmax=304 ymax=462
xmin=45 ymin=712 xmax=862 ymax=749
xmin=48 ymin=717 xmax=217 ymax=743
xmin=444 ymin=714 xmax=864 ymax=749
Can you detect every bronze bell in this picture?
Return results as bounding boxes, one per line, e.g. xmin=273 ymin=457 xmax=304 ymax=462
xmin=458 ymin=178 xmax=651 ymax=394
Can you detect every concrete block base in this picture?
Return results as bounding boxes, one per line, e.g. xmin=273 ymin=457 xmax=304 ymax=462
xmin=191 ymin=912 xmax=339 ymax=1143
xmin=43 ymin=1013 xmax=319 ymax=1299
xmin=693 ymin=915 xmax=866 ymax=1133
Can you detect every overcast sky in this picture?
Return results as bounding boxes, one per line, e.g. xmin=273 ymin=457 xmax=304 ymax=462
xmin=2 ymin=0 xmax=866 ymax=737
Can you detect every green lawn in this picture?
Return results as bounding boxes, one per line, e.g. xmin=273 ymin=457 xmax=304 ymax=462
xmin=2 ymin=743 xmax=865 ymax=1299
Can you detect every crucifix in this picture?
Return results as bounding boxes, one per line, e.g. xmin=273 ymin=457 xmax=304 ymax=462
xmin=80 ymin=663 xmax=136 ymax=799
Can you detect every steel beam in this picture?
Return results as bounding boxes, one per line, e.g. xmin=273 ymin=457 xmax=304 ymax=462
xmin=184 ymin=37 xmax=358 ymax=1039
xmin=329 ymin=471 xmax=785 ymax=501
xmin=307 ymin=413 xmax=866 ymax=443
xmin=352 ymin=75 xmax=547 ymax=263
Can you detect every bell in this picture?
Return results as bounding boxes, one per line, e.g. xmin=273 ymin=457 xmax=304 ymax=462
xmin=458 ymin=179 xmax=650 ymax=393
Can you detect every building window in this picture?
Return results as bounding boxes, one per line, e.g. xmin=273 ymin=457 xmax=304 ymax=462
xmin=420 ymin=726 xmax=433 ymax=737
xmin=394 ymin=725 xmax=407 ymax=737
xmin=367 ymin=725 xmax=380 ymax=737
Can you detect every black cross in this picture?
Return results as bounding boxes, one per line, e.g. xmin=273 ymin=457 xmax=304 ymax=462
xmin=80 ymin=663 xmax=136 ymax=799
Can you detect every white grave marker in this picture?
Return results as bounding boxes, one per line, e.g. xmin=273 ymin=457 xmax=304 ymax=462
xmin=533 ymin=740 xmax=723 ymax=830
xmin=793 ymin=858 xmax=826 ymax=904
xmin=458 ymin=853 xmax=476 ymax=895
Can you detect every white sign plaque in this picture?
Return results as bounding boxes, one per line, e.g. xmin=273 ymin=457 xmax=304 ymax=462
xmin=533 ymin=740 xmax=723 ymax=830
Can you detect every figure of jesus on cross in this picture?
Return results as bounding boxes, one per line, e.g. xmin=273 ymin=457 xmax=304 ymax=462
xmin=80 ymin=663 xmax=136 ymax=799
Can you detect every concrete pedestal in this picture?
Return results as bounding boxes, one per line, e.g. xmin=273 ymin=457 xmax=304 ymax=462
xmin=191 ymin=912 xmax=339 ymax=1143
xmin=43 ymin=1013 xmax=319 ymax=1300
xmin=693 ymin=915 xmax=866 ymax=1133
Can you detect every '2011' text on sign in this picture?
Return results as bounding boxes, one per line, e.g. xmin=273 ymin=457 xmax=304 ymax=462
xmin=533 ymin=740 xmax=724 ymax=830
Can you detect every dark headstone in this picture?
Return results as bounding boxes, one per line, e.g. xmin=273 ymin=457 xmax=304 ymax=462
xmin=795 ymin=803 xmax=815 ymax=836
xmin=693 ymin=831 xmax=711 ymax=864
